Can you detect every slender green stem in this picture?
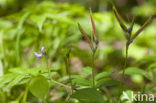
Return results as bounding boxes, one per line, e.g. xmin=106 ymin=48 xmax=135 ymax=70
xmin=66 ymin=57 xmax=73 ymax=94
xmin=22 ymin=83 xmax=29 ymax=103
xmin=119 ymin=42 xmax=130 ymax=103
xmin=50 ymin=79 xmax=70 ymax=88
xmin=121 ymin=42 xmax=129 ymax=86
xmin=46 ymin=57 xmax=51 ymax=82
xmin=92 ymin=53 xmax=95 ymax=87
xmin=45 ymin=56 xmax=70 ymax=88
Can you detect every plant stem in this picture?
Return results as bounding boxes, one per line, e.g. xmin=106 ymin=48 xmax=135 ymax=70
xmin=46 ymin=57 xmax=51 ymax=83
xmin=121 ymin=42 xmax=129 ymax=86
xmin=119 ymin=42 xmax=130 ymax=103
xmin=45 ymin=56 xmax=70 ymax=88
xmin=50 ymin=79 xmax=70 ymax=88
xmin=92 ymin=52 xmax=95 ymax=87
xmin=22 ymin=83 xmax=29 ymax=103
xmin=66 ymin=57 xmax=73 ymax=94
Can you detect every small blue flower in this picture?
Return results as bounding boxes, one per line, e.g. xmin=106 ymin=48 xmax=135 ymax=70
xmin=34 ymin=46 xmax=46 ymax=58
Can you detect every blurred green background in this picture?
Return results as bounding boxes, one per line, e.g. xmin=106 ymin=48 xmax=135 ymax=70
xmin=0 ymin=0 xmax=156 ymax=102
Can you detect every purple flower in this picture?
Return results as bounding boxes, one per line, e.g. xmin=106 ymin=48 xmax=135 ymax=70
xmin=34 ymin=46 xmax=46 ymax=58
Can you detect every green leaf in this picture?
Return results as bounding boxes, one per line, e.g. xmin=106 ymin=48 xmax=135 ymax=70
xmin=148 ymin=63 xmax=156 ymax=69
xmin=17 ymin=12 xmax=31 ymax=29
xmin=72 ymin=77 xmax=92 ymax=86
xmin=29 ymin=75 xmax=49 ymax=100
xmin=30 ymin=13 xmax=74 ymax=32
xmin=143 ymin=84 xmax=155 ymax=92
xmin=15 ymin=12 xmax=31 ymax=64
xmin=71 ymin=88 xmax=104 ymax=103
xmin=95 ymin=71 xmax=113 ymax=81
xmin=96 ymin=78 xmax=120 ymax=88
xmin=120 ymin=67 xmax=147 ymax=76
xmin=4 ymin=74 xmax=26 ymax=91
xmin=0 ymin=73 xmax=18 ymax=88
xmin=81 ymin=66 xmax=92 ymax=75
xmin=152 ymin=69 xmax=156 ymax=83
xmin=9 ymin=67 xmax=41 ymax=76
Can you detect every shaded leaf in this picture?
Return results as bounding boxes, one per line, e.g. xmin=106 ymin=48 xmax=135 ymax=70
xmin=4 ymin=74 xmax=26 ymax=91
xmin=96 ymin=78 xmax=120 ymax=88
xmin=0 ymin=73 xmax=18 ymax=88
xmin=71 ymin=88 xmax=104 ymax=103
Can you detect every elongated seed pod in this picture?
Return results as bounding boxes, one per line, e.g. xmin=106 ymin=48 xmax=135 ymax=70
xmin=131 ymin=17 xmax=152 ymax=41
xmin=78 ymin=23 xmax=93 ymax=49
xmin=113 ymin=6 xmax=127 ymax=33
xmin=89 ymin=8 xmax=98 ymax=41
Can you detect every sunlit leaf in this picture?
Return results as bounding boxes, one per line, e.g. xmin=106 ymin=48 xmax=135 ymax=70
xmin=72 ymin=77 xmax=92 ymax=86
xmin=9 ymin=67 xmax=41 ymax=76
xmin=120 ymin=67 xmax=147 ymax=76
xmin=95 ymin=72 xmax=113 ymax=81
xmin=29 ymin=75 xmax=49 ymax=100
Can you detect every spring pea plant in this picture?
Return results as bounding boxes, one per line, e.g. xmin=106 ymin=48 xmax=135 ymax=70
xmin=0 ymin=4 xmax=154 ymax=103
xmin=78 ymin=8 xmax=99 ymax=87
xmin=113 ymin=7 xmax=152 ymax=91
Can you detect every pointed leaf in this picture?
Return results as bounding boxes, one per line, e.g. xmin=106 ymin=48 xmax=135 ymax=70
xmin=120 ymin=67 xmax=147 ymax=76
xmin=72 ymin=77 xmax=92 ymax=86
xmin=9 ymin=67 xmax=41 ymax=76
xmin=95 ymin=72 xmax=113 ymax=81
xmin=71 ymin=88 xmax=104 ymax=103
xmin=4 ymin=74 xmax=25 ymax=91
xmin=96 ymin=78 xmax=120 ymax=88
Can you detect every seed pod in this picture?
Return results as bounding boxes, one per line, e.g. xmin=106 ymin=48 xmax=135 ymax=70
xmin=131 ymin=17 xmax=152 ymax=41
xmin=89 ymin=8 xmax=98 ymax=41
xmin=78 ymin=23 xmax=93 ymax=49
xmin=113 ymin=6 xmax=127 ymax=33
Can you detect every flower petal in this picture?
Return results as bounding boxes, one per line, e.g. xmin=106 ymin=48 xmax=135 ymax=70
xmin=41 ymin=46 xmax=45 ymax=53
xmin=34 ymin=52 xmax=43 ymax=58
